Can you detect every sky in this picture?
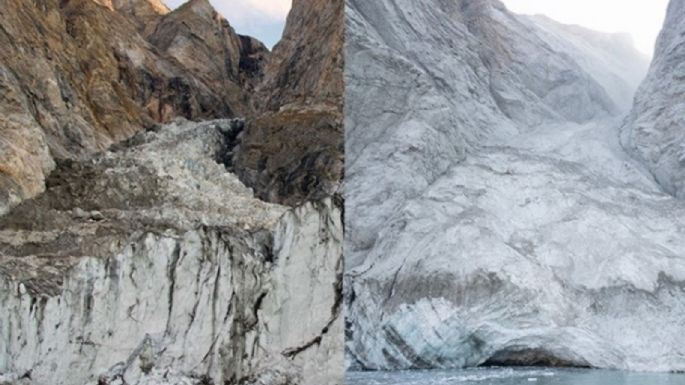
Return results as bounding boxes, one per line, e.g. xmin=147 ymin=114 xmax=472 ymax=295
xmin=502 ymin=0 xmax=669 ymax=56
xmin=165 ymin=0 xmax=291 ymax=49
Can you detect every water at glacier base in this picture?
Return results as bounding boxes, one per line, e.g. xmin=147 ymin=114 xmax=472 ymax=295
xmin=346 ymin=368 xmax=685 ymax=385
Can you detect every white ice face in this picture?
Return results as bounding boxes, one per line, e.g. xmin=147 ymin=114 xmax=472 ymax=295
xmin=345 ymin=0 xmax=684 ymax=373
xmin=0 ymin=120 xmax=343 ymax=385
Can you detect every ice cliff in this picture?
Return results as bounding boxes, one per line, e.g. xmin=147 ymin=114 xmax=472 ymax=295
xmin=0 ymin=120 xmax=343 ymax=385
xmin=346 ymin=0 xmax=684 ymax=373
xmin=622 ymin=0 xmax=685 ymax=198
xmin=0 ymin=0 xmax=344 ymax=384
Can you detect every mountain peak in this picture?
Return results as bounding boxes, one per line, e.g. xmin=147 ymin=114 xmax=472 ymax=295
xmin=102 ymin=0 xmax=170 ymax=34
xmin=177 ymin=0 xmax=216 ymax=19
xmin=110 ymin=0 xmax=170 ymax=15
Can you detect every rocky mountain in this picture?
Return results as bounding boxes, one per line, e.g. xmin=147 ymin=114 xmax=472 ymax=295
xmin=97 ymin=0 xmax=171 ymax=35
xmin=148 ymin=0 xmax=268 ymax=101
xmin=622 ymin=0 xmax=685 ymax=198
xmin=0 ymin=0 xmax=344 ymax=384
xmin=346 ymin=0 xmax=684 ymax=373
xmin=233 ymin=0 xmax=344 ymax=206
xmin=0 ymin=0 xmax=265 ymax=216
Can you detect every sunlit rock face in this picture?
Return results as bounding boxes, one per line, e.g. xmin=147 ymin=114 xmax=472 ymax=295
xmin=0 ymin=0 xmax=265 ymax=216
xmin=346 ymin=0 xmax=684 ymax=373
xmin=102 ymin=0 xmax=171 ymax=35
xmin=0 ymin=120 xmax=343 ymax=385
xmin=622 ymin=0 xmax=685 ymax=199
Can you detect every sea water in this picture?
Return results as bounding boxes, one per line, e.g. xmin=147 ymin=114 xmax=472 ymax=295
xmin=346 ymin=368 xmax=685 ymax=385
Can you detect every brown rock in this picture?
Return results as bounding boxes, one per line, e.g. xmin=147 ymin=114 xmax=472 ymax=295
xmin=148 ymin=0 xmax=269 ymax=117
xmin=235 ymin=106 xmax=343 ymax=206
xmin=0 ymin=0 xmax=268 ymax=214
xmin=234 ymin=0 xmax=345 ymax=206
xmin=98 ymin=0 xmax=170 ymax=35
xmin=258 ymin=0 xmax=344 ymax=111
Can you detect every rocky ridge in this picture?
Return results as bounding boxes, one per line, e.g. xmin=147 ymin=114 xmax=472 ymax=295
xmin=522 ymin=14 xmax=649 ymax=112
xmin=0 ymin=0 xmax=267 ymax=216
xmin=233 ymin=0 xmax=345 ymax=206
xmin=621 ymin=0 xmax=685 ymax=198
xmin=97 ymin=0 xmax=171 ymax=35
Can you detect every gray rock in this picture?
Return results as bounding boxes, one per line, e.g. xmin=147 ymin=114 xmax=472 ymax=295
xmin=621 ymin=0 xmax=685 ymax=198
xmin=89 ymin=210 xmax=105 ymax=221
xmin=72 ymin=207 xmax=88 ymax=219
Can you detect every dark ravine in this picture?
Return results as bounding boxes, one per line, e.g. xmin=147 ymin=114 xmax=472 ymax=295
xmin=480 ymin=349 xmax=591 ymax=369
xmin=233 ymin=0 xmax=345 ymax=207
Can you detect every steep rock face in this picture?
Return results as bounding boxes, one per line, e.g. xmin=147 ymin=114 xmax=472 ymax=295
xmin=344 ymin=0 xmax=647 ymax=269
xmin=456 ymin=0 xmax=618 ymax=124
xmin=0 ymin=0 xmax=265 ymax=216
xmin=622 ymin=0 xmax=685 ymax=198
xmin=0 ymin=120 xmax=343 ymax=385
xmin=148 ymin=0 xmax=268 ymax=110
xmin=523 ymin=15 xmax=649 ymax=112
xmin=233 ymin=0 xmax=344 ymax=206
xmin=257 ymin=0 xmax=344 ymax=111
xmin=98 ymin=0 xmax=171 ymax=35
xmin=345 ymin=0 xmax=681 ymax=373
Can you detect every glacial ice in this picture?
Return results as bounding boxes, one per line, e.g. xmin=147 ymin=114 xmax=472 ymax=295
xmin=345 ymin=0 xmax=685 ymax=373
xmin=0 ymin=120 xmax=343 ymax=385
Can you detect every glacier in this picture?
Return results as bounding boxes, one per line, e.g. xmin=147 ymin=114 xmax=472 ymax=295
xmin=0 ymin=120 xmax=343 ymax=385
xmin=345 ymin=0 xmax=685 ymax=372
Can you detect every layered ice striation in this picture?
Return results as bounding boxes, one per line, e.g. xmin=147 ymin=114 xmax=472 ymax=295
xmin=0 ymin=120 xmax=343 ymax=385
xmin=346 ymin=0 xmax=684 ymax=373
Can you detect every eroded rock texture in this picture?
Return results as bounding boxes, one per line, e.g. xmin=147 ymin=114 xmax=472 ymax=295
xmin=345 ymin=0 xmax=648 ymax=270
xmin=622 ymin=0 xmax=685 ymax=198
xmin=346 ymin=0 xmax=685 ymax=373
xmin=0 ymin=0 xmax=266 ymax=215
xmin=0 ymin=121 xmax=343 ymax=385
xmin=233 ymin=0 xmax=345 ymax=206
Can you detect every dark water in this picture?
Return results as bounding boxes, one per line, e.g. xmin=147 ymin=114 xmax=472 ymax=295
xmin=346 ymin=368 xmax=685 ymax=385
